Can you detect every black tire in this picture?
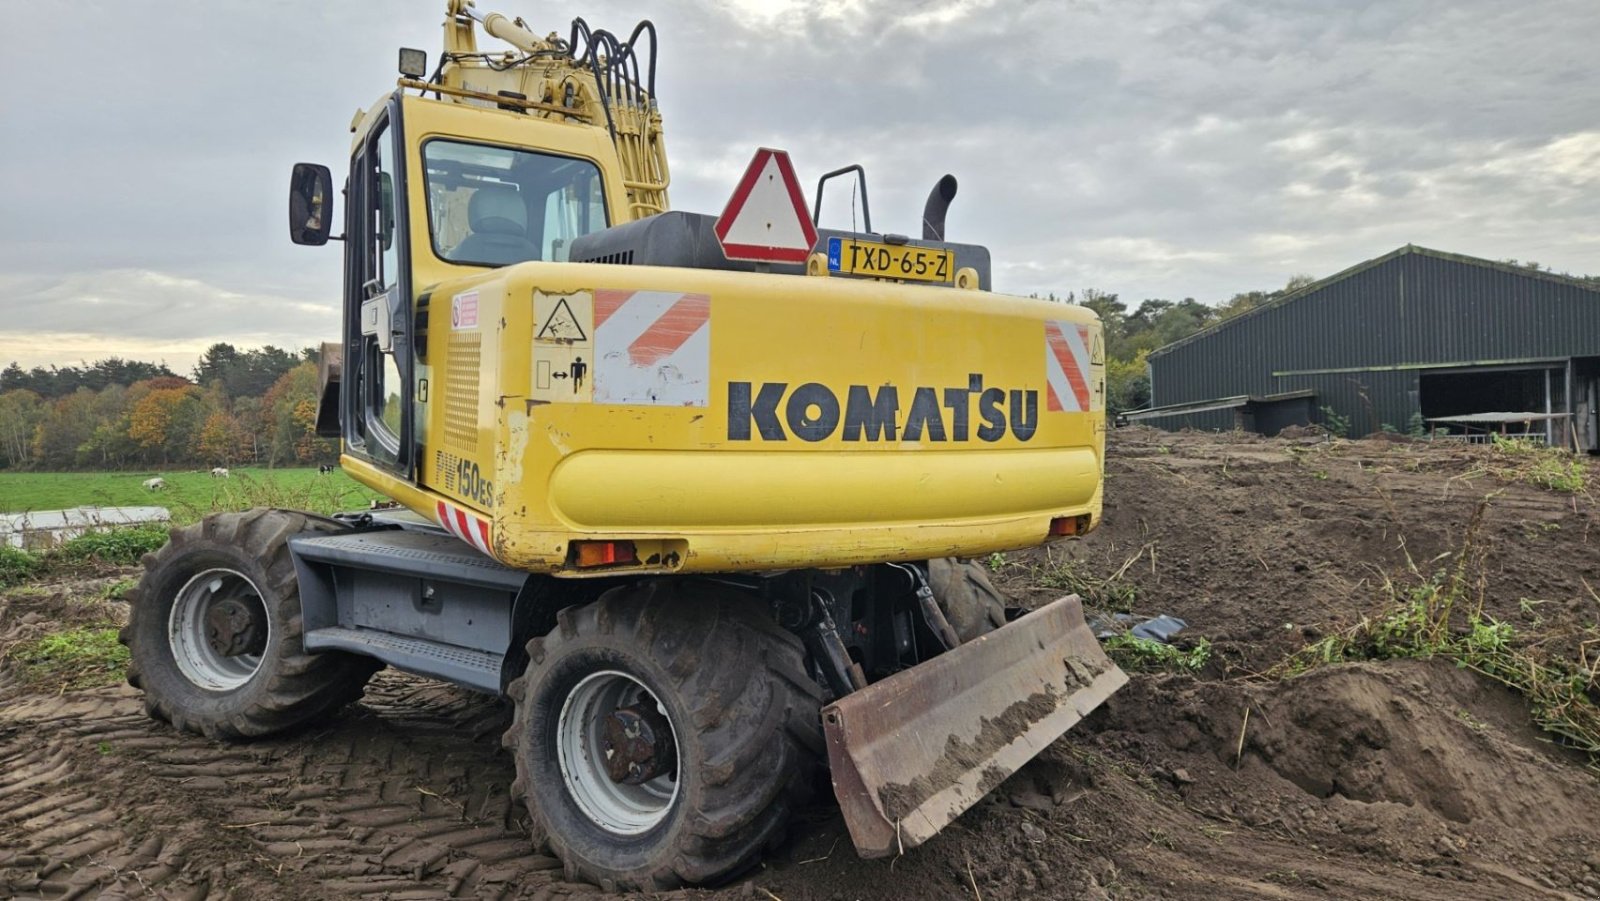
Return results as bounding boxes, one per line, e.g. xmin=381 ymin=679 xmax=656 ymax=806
xmin=120 ymin=508 xmax=381 ymax=740
xmin=927 ymin=557 xmax=1008 ymax=642
xmin=503 ymin=580 xmax=824 ymax=890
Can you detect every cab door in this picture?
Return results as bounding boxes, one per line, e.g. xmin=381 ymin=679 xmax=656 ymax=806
xmin=343 ymin=100 xmax=415 ymax=479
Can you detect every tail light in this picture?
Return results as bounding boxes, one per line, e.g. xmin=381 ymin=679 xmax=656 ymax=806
xmin=1048 ymin=515 xmax=1091 ymax=537
xmin=572 ymin=540 xmax=638 ymax=568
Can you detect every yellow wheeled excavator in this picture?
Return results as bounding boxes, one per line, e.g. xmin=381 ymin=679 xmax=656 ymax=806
xmin=120 ymin=2 xmax=1124 ymax=889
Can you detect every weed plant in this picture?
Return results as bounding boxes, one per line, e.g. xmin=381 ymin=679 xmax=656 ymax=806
xmin=1105 ymin=634 xmax=1212 ymax=672
xmin=49 ymin=525 xmax=168 ymax=566
xmin=1487 ymin=435 xmax=1589 ymax=493
xmin=1030 ymin=551 xmax=1139 ymax=613
xmin=0 ymin=546 xmax=40 ymax=588
xmin=1278 ymin=501 xmax=1600 ymax=759
xmin=1 ymin=522 xmax=168 ymax=588
xmin=7 ymin=626 xmax=129 ymax=691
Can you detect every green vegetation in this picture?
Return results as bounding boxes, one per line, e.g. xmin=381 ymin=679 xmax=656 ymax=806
xmin=1 ymin=527 xmax=166 ymax=586
xmin=1486 ymin=435 xmax=1588 ymax=493
xmin=0 ymin=467 xmax=381 ymax=520
xmin=49 ymin=525 xmax=168 ymax=566
xmin=0 ymin=545 xmax=41 ymax=588
xmin=7 ymin=626 xmax=129 ymax=691
xmin=1319 ymin=405 xmax=1351 ymax=439
xmin=1031 ymin=551 xmax=1140 ymax=613
xmin=1278 ymin=504 xmax=1600 ymax=760
xmin=1105 ymin=634 xmax=1212 ymax=672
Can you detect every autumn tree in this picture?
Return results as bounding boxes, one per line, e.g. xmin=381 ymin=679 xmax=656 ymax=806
xmin=196 ymin=411 xmax=249 ymax=465
xmin=128 ymin=386 xmax=204 ymax=464
xmin=75 ymin=385 xmax=136 ymax=468
xmin=32 ymin=389 xmax=102 ymax=468
xmin=0 ymin=390 xmax=44 ymax=469
xmin=262 ymin=363 xmax=335 ymax=466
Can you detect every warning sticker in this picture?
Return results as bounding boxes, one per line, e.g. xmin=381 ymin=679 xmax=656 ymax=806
xmin=594 ymin=290 xmax=711 ymax=407
xmin=532 ymin=290 xmax=594 ymax=404
xmin=451 ymin=291 xmax=479 ymax=330
xmin=1044 ymin=320 xmax=1101 ymax=413
xmin=537 ymin=297 xmax=587 ymax=342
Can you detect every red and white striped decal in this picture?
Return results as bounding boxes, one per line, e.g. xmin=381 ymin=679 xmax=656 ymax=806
xmin=1044 ymin=320 xmax=1097 ymax=413
xmin=436 ymin=500 xmax=494 ymax=557
xmin=592 ymin=289 xmax=711 ymax=406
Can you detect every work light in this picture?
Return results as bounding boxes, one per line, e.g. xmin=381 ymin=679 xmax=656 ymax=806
xmin=398 ymin=48 xmax=427 ymax=78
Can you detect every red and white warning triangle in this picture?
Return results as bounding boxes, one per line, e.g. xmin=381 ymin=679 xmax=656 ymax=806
xmin=713 ymin=147 xmax=819 ymax=264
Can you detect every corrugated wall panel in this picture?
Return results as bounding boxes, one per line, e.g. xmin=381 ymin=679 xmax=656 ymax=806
xmin=1275 ymin=370 xmax=1419 ymax=437
xmin=1148 ymin=250 xmax=1600 ymax=433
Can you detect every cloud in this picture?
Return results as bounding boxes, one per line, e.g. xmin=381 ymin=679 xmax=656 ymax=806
xmin=1 ymin=0 xmax=1597 ymax=370
xmin=0 ymin=269 xmax=336 ymax=372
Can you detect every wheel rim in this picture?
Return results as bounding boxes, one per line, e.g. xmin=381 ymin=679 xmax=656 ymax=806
xmin=557 ymin=670 xmax=681 ymax=835
xmin=167 ymin=568 xmax=270 ymax=692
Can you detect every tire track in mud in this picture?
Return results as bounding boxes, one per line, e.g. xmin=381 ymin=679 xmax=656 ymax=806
xmin=0 ymin=671 xmax=606 ymax=899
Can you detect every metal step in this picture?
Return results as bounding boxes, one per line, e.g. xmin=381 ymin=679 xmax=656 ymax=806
xmin=305 ymin=626 xmax=503 ymax=693
xmin=289 ymin=528 xmax=526 ymax=591
xmin=289 ymin=528 xmax=527 ymax=694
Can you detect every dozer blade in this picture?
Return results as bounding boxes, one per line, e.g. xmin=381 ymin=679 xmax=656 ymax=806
xmin=822 ymin=594 xmax=1126 ymax=857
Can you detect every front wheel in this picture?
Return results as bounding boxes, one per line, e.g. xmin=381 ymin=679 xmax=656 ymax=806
xmin=504 ymin=581 xmax=824 ymax=890
xmin=120 ymin=509 xmax=381 ymax=740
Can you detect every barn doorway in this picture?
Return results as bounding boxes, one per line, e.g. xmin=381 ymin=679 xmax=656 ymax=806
xmin=1419 ymin=365 xmax=1567 ymax=445
xmin=1574 ymin=357 xmax=1600 ymax=453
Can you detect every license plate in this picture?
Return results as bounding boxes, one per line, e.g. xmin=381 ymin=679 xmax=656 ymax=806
xmin=827 ymin=237 xmax=954 ymax=284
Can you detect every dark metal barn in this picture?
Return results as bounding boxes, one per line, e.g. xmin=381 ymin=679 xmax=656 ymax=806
xmin=1129 ymin=245 xmax=1600 ymax=450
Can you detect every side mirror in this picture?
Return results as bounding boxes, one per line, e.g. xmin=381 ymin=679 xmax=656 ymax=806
xmin=289 ymin=162 xmax=334 ymax=246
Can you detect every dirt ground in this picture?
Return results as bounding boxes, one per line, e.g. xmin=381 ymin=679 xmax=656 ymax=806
xmin=3 ymin=428 xmax=1599 ymax=900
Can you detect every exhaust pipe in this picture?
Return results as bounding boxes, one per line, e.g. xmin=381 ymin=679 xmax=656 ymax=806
xmin=921 ymin=174 xmax=958 ymax=241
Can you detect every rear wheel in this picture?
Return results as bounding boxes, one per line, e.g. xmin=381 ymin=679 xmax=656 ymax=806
xmin=927 ymin=557 xmax=1008 ymax=642
xmin=504 ymin=581 xmax=823 ymax=890
xmin=120 ymin=509 xmax=381 ymax=740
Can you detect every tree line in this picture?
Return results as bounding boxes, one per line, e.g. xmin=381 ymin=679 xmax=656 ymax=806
xmin=1056 ymin=275 xmax=1316 ymax=414
xmin=0 ymin=344 xmax=334 ymax=471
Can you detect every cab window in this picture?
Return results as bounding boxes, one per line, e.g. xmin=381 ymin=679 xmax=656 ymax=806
xmin=423 ymin=140 xmax=608 ymax=267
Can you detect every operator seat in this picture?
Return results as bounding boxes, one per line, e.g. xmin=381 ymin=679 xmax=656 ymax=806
xmin=451 ymin=184 xmax=540 ymax=265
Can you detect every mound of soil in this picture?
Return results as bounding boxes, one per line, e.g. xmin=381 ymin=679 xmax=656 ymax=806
xmin=999 ymin=427 xmax=1600 ymax=673
xmin=1 ymin=429 xmax=1596 ymax=899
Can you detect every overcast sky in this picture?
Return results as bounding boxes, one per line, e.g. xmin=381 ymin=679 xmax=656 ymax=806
xmin=2 ymin=0 xmax=1597 ymax=373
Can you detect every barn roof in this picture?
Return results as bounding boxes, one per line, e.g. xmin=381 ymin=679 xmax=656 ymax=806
xmin=1150 ymin=245 xmax=1600 ymax=359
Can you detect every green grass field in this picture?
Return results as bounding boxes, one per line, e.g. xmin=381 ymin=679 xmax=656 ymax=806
xmin=0 ymin=467 xmax=385 ymax=522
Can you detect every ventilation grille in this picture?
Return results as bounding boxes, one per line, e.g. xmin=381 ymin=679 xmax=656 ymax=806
xmin=444 ymin=333 xmax=481 ymax=451
xmin=576 ymin=249 xmax=634 ymax=266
